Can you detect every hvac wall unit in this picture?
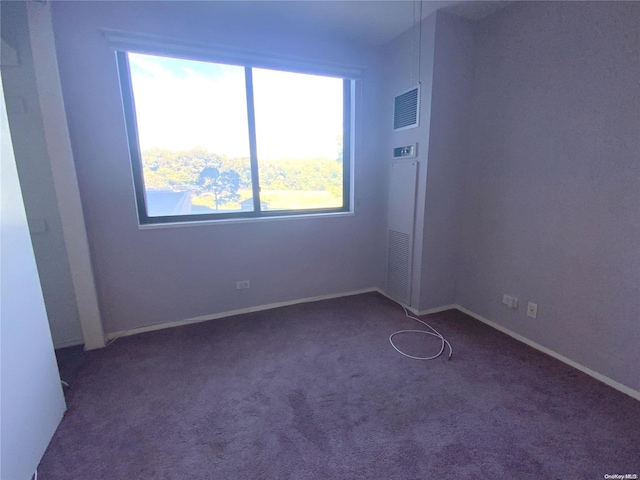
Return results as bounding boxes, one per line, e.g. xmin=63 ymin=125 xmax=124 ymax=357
xmin=386 ymin=160 xmax=418 ymax=305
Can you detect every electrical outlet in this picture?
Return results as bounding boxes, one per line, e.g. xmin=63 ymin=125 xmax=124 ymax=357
xmin=502 ymin=294 xmax=518 ymax=310
xmin=527 ymin=302 xmax=538 ymax=318
xmin=236 ymin=280 xmax=250 ymax=290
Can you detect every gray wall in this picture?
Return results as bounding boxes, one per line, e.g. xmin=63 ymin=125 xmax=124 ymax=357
xmin=1 ymin=1 xmax=83 ymax=347
xmin=35 ymin=0 xmax=639 ymax=393
xmin=457 ymin=2 xmax=640 ymax=391
xmin=420 ymin=12 xmax=474 ymax=310
xmin=380 ymin=3 xmax=639 ymax=392
xmin=380 ymin=13 xmax=437 ymax=309
xmin=1 ymin=73 xmax=66 ymax=480
xmin=381 ymin=12 xmax=474 ymax=312
xmin=50 ymin=1 xmax=387 ymax=334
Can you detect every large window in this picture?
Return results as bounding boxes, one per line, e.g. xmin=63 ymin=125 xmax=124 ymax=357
xmin=117 ymin=51 xmax=351 ymax=224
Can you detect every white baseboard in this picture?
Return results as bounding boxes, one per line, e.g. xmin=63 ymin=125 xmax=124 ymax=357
xmin=104 ymin=288 xmax=639 ymax=402
xmin=416 ymin=304 xmax=457 ymax=316
xmin=373 ymin=289 xmax=410 ymax=311
xmin=107 ymin=288 xmax=379 ymax=341
xmin=454 ymin=304 xmax=640 ymax=402
xmin=372 ymin=289 xmax=455 ymax=316
xmin=54 ymin=339 xmax=84 ymax=350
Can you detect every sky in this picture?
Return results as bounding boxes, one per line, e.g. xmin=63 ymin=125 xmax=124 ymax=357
xmin=128 ymin=52 xmax=343 ymax=161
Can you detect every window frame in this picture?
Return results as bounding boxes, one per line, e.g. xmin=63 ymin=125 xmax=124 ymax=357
xmin=116 ymin=50 xmax=352 ymax=225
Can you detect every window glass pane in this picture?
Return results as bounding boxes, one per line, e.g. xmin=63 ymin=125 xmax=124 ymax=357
xmin=127 ymin=53 xmax=253 ymax=217
xmin=252 ymin=68 xmax=344 ymax=211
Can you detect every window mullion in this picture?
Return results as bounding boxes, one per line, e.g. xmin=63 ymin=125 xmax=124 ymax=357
xmin=244 ymin=67 xmax=261 ymax=214
xmin=343 ymin=79 xmax=351 ymax=211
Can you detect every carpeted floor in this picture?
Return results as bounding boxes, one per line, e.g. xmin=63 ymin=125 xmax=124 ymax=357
xmin=42 ymin=292 xmax=640 ymax=479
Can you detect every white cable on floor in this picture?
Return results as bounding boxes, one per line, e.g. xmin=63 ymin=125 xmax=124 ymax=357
xmin=389 ymin=304 xmax=453 ymax=360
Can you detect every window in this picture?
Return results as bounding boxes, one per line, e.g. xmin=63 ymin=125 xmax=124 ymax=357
xmin=116 ymin=51 xmax=351 ymax=224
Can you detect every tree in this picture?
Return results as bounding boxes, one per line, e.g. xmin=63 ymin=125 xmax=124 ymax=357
xmin=198 ymin=166 xmax=241 ymax=210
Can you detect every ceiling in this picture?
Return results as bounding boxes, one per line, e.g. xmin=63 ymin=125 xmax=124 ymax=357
xmin=193 ymin=1 xmax=512 ymax=47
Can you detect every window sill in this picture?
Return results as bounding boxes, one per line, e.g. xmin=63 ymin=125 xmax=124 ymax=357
xmin=137 ymin=210 xmax=355 ymax=230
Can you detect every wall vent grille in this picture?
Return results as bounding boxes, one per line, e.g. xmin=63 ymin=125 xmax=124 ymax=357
xmin=393 ymin=85 xmax=420 ymax=131
xmin=386 ymin=160 xmax=417 ymax=305
xmin=387 ymin=230 xmax=412 ymax=305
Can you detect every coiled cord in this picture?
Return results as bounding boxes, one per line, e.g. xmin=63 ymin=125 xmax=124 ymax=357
xmin=389 ymin=305 xmax=453 ymax=360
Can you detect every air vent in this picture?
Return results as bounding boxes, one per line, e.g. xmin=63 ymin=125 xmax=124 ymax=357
xmin=393 ymin=85 xmax=420 ymax=131
xmin=387 ymin=230 xmax=412 ymax=304
xmin=386 ymin=160 xmax=417 ymax=306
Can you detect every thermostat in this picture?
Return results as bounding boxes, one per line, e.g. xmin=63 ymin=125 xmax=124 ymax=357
xmin=393 ymin=144 xmax=417 ymax=159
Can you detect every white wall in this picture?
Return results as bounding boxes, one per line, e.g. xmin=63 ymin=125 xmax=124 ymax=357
xmin=1 ymin=1 xmax=83 ymax=348
xmin=50 ymin=1 xmax=387 ymax=335
xmin=1 ymin=74 xmax=66 ymax=480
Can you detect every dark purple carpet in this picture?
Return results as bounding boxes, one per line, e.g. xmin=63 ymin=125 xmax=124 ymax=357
xmin=43 ymin=293 xmax=640 ymax=479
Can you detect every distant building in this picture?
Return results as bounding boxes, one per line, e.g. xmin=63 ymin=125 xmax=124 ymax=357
xmin=240 ymin=198 xmax=269 ymax=211
xmin=146 ymin=190 xmax=192 ymax=216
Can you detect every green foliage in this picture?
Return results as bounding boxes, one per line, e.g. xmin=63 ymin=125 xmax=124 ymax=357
xmin=142 ymin=147 xmax=228 ymax=187
xmin=140 ymin=147 xmax=343 ymax=209
xmin=258 ymin=159 xmax=342 ymax=194
xmin=142 ymin=147 xmax=250 ymax=191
